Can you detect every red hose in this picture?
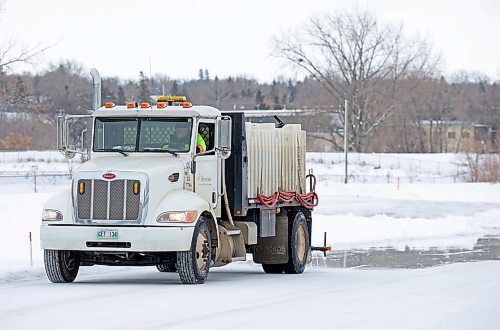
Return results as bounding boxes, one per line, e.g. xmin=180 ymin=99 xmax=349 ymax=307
xmin=256 ymin=173 xmax=319 ymax=209
xmin=257 ymin=190 xmax=318 ymax=209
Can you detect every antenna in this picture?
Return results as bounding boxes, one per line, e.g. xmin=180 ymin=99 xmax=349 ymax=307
xmin=274 ymin=115 xmax=286 ymax=128
xmin=149 ymin=56 xmax=152 ymax=80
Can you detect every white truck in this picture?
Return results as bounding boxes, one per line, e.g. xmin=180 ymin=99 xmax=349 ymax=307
xmin=40 ymin=70 xmax=318 ymax=284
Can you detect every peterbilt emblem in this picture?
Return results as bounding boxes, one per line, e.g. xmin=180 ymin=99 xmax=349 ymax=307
xmin=102 ymin=173 xmax=116 ymax=180
xmin=168 ymin=173 xmax=180 ymax=182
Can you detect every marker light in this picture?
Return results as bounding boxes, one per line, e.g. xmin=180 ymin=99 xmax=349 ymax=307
xmin=140 ymin=102 xmax=150 ymax=108
xmin=157 ymin=102 xmax=167 ymax=109
xmin=182 ymin=102 xmax=192 ymax=108
xmin=157 ymin=95 xmax=187 ymax=102
xmin=104 ymin=102 xmax=115 ymax=108
xmin=78 ymin=181 xmax=85 ymax=194
xmin=133 ymin=181 xmax=140 ymax=195
xmin=127 ymin=102 xmax=136 ymax=109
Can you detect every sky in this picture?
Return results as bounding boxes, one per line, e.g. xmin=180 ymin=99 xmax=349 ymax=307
xmin=1 ymin=0 xmax=499 ymax=82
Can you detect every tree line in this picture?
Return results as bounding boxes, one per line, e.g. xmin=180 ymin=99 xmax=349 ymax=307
xmin=0 ymin=7 xmax=498 ymax=152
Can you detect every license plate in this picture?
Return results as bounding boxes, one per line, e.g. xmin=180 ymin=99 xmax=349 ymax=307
xmin=96 ymin=229 xmax=119 ymax=240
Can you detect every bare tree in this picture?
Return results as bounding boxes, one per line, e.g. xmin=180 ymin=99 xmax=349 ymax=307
xmin=0 ymin=1 xmax=51 ymax=74
xmin=273 ymin=8 xmax=439 ymax=151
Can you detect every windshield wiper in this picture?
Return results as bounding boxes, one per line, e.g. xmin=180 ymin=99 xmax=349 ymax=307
xmin=96 ymin=148 xmax=129 ymax=157
xmin=142 ymin=147 xmax=179 ymax=157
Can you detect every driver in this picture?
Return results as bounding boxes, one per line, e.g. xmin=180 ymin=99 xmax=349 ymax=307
xmin=166 ymin=125 xmax=206 ymax=153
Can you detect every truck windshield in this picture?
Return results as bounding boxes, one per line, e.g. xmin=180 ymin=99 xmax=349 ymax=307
xmin=93 ymin=117 xmax=193 ymax=153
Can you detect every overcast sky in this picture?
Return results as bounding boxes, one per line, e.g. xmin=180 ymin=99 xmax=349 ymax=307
xmin=1 ymin=0 xmax=499 ymax=82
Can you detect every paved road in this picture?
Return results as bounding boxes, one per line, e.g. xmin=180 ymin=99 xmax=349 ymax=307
xmin=1 ymin=260 xmax=500 ymax=330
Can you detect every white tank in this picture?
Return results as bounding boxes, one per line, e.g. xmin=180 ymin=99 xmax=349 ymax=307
xmin=245 ymin=122 xmax=306 ymax=198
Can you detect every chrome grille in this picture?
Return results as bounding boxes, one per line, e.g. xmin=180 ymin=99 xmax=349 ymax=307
xmin=93 ymin=180 xmax=108 ymax=219
xmin=126 ymin=180 xmax=140 ymax=220
xmin=109 ymin=180 xmax=125 ymax=220
xmin=77 ymin=179 xmax=92 ymax=219
xmin=77 ymin=179 xmax=141 ymax=221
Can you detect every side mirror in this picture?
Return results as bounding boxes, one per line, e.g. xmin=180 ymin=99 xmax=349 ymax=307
xmin=216 ymin=116 xmax=231 ymax=159
xmin=57 ymin=116 xmax=66 ymax=152
xmin=65 ymin=145 xmax=77 ymax=159
xmin=57 ymin=115 xmax=91 ymax=160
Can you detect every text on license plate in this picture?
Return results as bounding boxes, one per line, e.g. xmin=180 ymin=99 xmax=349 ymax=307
xmin=96 ymin=229 xmax=119 ymax=239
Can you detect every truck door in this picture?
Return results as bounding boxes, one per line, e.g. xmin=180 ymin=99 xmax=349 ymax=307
xmin=194 ymin=120 xmax=219 ymax=209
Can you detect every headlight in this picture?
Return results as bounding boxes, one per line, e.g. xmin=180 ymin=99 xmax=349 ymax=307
xmin=157 ymin=211 xmax=197 ymax=223
xmin=42 ymin=209 xmax=63 ymax=221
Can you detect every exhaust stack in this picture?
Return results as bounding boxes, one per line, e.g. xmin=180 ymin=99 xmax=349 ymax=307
xmin=90 ymin=68 xmax=101 ymax=111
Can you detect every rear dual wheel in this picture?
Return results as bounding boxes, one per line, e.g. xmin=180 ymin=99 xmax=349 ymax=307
xmin=261 ymin=211 xmax=310 ymax=274
xmin=283 ymin=212 xmax=309 ymax=274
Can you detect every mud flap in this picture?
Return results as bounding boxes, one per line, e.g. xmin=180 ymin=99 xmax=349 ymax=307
xmin=253 ymin=213 xmax=288 ymax=264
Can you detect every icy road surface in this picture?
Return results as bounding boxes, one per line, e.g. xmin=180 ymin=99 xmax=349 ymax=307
xmin=1 ymin=261 xmax=500 ymax=329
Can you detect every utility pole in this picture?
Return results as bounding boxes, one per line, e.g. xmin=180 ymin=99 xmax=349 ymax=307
xmin=344 ymin=99 xmax=348 ymax=184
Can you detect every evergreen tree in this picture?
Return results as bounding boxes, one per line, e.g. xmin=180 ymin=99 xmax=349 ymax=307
xmin=170 ymin=80 xmax=179 ymax=95
xmin=117 ymin=86 xmax=126 ymax=105
xmin=14 ymin=76 xmax=27 ymax=103
xmin=137 ymin=71 xmax=151 ymax=102
xmin=287 ymin=79 xmax=297 ymax=103
xmin=255 ymin=89 xmax=267 ymax=110
xmin=198 ymin=69 xmax=204 ymax=80
xmin=204 ymin=69 xmax=210 ymax=81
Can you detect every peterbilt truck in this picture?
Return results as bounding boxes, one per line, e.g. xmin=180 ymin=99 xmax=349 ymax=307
xmin=40 ymin=71 xmax=318 ymax=284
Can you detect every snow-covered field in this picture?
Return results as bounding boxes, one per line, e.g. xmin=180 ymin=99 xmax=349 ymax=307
xmin=0 ymin=151 xmax=499 ymax=329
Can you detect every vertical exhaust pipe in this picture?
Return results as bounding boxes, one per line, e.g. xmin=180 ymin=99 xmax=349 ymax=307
xmin=90 ymin=68 xmax=101 ymax=111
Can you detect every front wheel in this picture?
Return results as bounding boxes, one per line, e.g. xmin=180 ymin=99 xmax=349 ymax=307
xmin=177 ymin=217 xmax=211 ymax=284
xmin=44 ymin=250 xmax=80 ymax=283
xmin=283 ymin=211 xmax=310 ymax=274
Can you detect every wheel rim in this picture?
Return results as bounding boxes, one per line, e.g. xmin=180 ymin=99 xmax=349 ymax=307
xmin=295 ymin=223 xmax=307 ymax=263
xmin=195 ymin=230 xmax=210 ymax=272
xmin=62 ymin=251 xmax=77 ymax=270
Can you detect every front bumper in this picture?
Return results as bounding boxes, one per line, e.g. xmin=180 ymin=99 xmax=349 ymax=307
xmin=40 ymin=225 xmax=194 ymax=252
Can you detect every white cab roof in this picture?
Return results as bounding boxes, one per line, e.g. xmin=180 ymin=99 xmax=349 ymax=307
xmin=93 ymin=105 xmax=221 ymax=118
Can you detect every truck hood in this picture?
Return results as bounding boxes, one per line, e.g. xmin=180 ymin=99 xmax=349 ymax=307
xmin=77 ymin=155 xmax=185 ymax=176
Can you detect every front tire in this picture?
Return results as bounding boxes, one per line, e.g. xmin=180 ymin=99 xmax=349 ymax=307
xmin=44 ymin=249 xmax=80 ymax=283
xmin=283 ymin=211 xmax=310 ymax=274
xmin=177 ymin=217 xmax=211 ymax=284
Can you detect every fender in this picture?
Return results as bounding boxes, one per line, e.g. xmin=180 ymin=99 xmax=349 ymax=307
xmin=149 ymin=189 xmax=220 ymax=254
xmin=41 ymin=189 xmax=73 ymax=225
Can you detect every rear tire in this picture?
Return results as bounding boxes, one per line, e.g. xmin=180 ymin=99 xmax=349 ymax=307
xmin=283 ymin=211 xmax=310 ymax=274
xmin=177 ymin=217 xmax=211 ymax=284
xmin=44 ymin=249 xmax=80 ymax=283
xmin=262 ymin=263 xmax=284 ymax=274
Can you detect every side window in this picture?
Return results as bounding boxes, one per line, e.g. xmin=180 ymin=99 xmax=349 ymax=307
xmin=198 ymin=122 xmax=215 ymax=152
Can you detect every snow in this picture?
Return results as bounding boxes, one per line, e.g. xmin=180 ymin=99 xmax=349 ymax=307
xmin=0 ymin=151 xmax=499 ymax=328
xmin=1 ymin=262 xmax=500 ymax=329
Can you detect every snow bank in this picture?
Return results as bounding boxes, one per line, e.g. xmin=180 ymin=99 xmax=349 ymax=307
xmin=0 ymin=151 xmax=499 ymax=276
